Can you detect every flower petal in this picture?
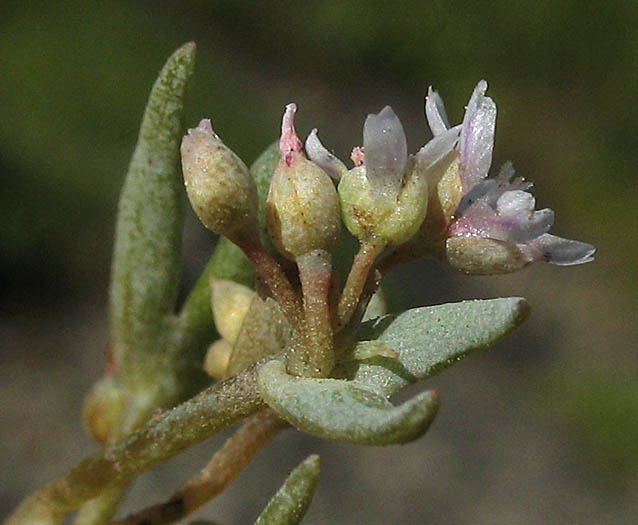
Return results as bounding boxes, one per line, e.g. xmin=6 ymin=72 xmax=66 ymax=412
xmin=416 ymin=124 xmax=461 ymax=170
xmin=459 ymin=80 xmax=496 ymax=192
xmin=526 ymin=233 xmax=596 ymax=265
xmin=495 ymin=191 xmax=554 ymax=242
xmin=425 ymin=86 xmax=451 ymax=136
xmin=363 ymin=105 xmax=408 ymax=200
xmin=450 ymin=200 xmax=507 ymax=240
xmin=305 ymin=128 xmax=347 ymax=180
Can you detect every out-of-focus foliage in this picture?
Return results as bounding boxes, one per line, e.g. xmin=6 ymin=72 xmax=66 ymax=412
xmin=1 ymin=0 xmax=636 ymax=522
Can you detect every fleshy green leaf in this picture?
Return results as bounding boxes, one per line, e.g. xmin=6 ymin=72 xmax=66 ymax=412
xmin=109 ymin=42 xmax=196 ymax=378
xmin=335 ymin=297 xmax=530 ymax=397
xmin=257 ymin=360 xmax=439 ymax=445
xmin=254 ymin=455 xmax=321 ymax=525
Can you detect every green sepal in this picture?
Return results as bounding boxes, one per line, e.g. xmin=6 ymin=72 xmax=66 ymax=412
xmin=257 ymin=360 xmax=439 ymax=445
xmin=335 ymin=297 xmax=530 ymax=397
xmin=109 ymin=42 xmax=196 ymax=377
xmin=254 ymin=455 xmax=321 ymax=525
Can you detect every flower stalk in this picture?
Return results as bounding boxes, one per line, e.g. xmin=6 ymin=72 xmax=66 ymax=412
xmin=292 ymin=250 xmax=335 ymax=377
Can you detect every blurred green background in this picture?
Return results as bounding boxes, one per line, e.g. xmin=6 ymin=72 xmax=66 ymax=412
xmin=1 ymin=1 xmax=636 ymax=523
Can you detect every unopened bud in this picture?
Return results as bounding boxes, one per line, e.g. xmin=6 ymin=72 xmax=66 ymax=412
xmin=82 ymin=376 xmax=124 ymax=445
xmin=267 ymin=104 xmax=341 ymax=259
xmin=211 ymin=278 xmax=255 ymax=344
xmin=204 ymin=339 xmax=233 ymax=379
xmin=181 ymin=119 xmax=258 ymax=238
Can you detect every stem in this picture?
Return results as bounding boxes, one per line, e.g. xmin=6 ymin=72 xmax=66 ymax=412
xmin=233 ymin=232 xmax=303 ymax=329
xmin=338 ymin=242 xmax=421 ymax=346
xmin=337 ymin=238 xmax=385 ymax=330
xmin=289 ymin=250 xmax=334 ymax=378
xmin=334 ymin=266 xmax=383 ymax=353
xmin=6 ymin=365 xmax=266 ymax=525
xmin=113 ymin=409 xmax=286 ymax=525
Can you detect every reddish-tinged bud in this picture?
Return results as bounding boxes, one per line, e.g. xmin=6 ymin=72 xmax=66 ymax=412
xmin=266 ymin=104 xmax=341 ymax=259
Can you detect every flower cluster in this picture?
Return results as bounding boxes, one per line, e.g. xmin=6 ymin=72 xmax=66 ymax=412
xmin=307 ymin=80 xmax=595 ymax=274
xmin=180 ymin=80 xmax=595 ymax=380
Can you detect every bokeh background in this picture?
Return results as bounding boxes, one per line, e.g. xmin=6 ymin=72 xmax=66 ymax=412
xmin=1 ymin=1 xmax=636 ymax=523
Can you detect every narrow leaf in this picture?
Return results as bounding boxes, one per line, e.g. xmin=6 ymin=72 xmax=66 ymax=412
xmin=335 ymin=297 xmax=530 ymax=397
xmin=254 ymin=455 xmax=321 ymax=525
xmin=109 ymin=42 xmax=196 ymax=371
xmin=257 ymin=361 xmax=439 ymax=445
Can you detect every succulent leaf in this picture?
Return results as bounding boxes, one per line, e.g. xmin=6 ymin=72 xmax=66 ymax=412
xmin=257 ymin=360 xmax=439 ymax=445
xmin=254 ymin=455 xmax=321 ymax=525
xmin=109 ymin=42 xmax=196 ymax=376
xmin=335 ymin=297 xmax=530 ymax=397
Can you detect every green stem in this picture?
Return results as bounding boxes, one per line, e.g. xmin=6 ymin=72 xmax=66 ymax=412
xmin=5 ymin=365 xmax=266 ymax=525
xmin=113 ymin=409 xmax=286 ymax=525
xmin=234 ymin=233 xmax=303 ymax=329
xmin=337 ymin=238 xmax=385 ymax=330
xmin=289 ymin=250 xmax=334 ymax=378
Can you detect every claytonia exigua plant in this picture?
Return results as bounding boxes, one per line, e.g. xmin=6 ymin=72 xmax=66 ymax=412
xmin=7 ymin=44 xmax=594 ymax=525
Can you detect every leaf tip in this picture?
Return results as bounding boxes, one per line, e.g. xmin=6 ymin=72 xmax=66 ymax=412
xmin=180 ymin=41 xmax=197 ymax=55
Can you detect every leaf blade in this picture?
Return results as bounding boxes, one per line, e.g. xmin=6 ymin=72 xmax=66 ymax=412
xmin=258 ymin=360 xmax=439 ymax=445
xmin=254 ymin=455 xmax=321 ymax=525
xmin=337 ymin=297 xmax=530 ymax=397
xmin=109 ymin=42 xmax=196 ymax=373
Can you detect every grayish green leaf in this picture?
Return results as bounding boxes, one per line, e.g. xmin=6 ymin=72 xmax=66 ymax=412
xmin=254 ymin=455 xmax=321 ymax=525
xmin=109 ymin=42 xmax=196 ymax=381
xmin=257 ymin=360 xmax=439 ymax=445
xmin=335 ymin=297 xmax=530 ymax=397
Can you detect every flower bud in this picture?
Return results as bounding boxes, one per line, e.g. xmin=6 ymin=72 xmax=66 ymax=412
xmin=204 ymin=339 xmax=233 ymax=380
xmin=82 ymin=376 xmax=124 ymax=445
xmin=211 ymin=277 xmax=256 ymax=344
xmin=338 ymin=106 xmax=428 ymax=246
xmin=267 ymin=104 xmax=341 ymax=260
xmin=181 ymin=119 xmax=258 ymax=238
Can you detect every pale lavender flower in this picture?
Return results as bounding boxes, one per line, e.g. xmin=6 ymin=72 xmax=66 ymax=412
xmin=424 ymin=81 xmax=595 ymax=270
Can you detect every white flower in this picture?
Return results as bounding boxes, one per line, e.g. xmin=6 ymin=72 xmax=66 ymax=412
xmin=306 ymin=106 xmax=431 ymax=246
